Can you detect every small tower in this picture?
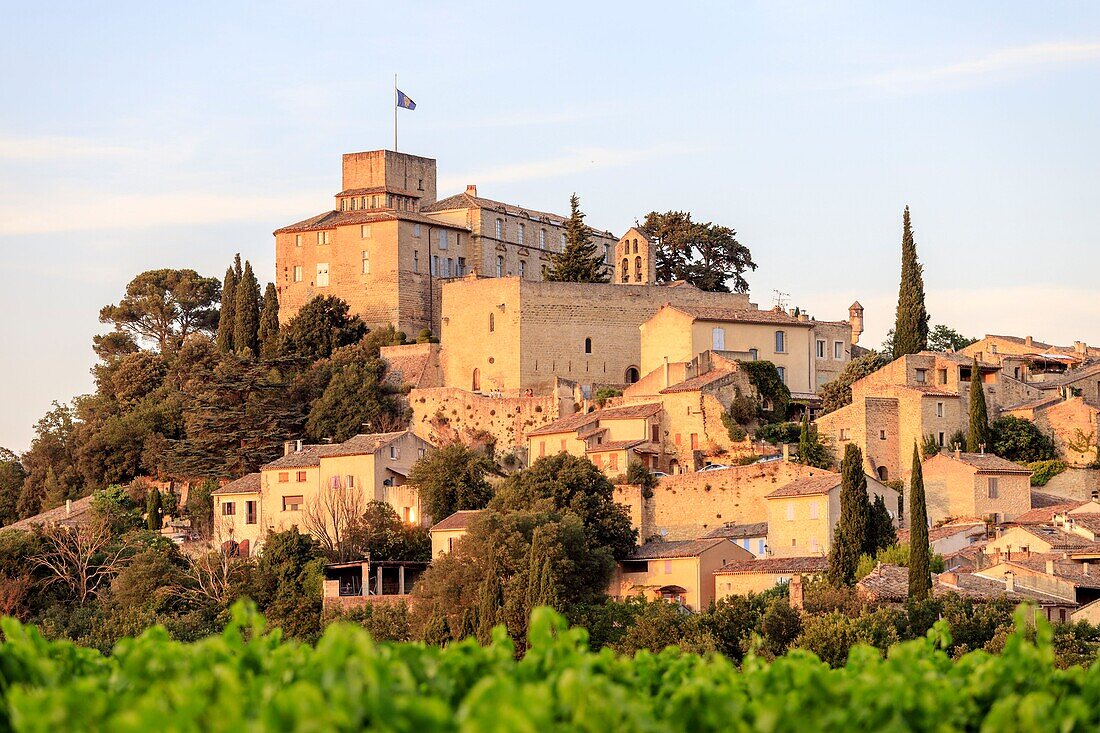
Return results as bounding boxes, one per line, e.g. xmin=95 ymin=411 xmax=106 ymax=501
xmin=614 ymin=227 xmax=657 ymax=285
xmin=848 ymin=301 xmax=864 ymax=345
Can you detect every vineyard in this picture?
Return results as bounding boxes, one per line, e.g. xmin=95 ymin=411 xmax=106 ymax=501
xmin=1 ymin=604 xmax=1099 ymax=732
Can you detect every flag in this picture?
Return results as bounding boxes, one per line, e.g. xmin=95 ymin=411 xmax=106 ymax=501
xmin=396 ymin=89 xmax=416 ymax=110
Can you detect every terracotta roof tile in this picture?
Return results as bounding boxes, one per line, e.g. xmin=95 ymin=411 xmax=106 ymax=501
xmin=627 ymin=538 xmax=727 ymax=560
xmin=586 ymin=439 xmax=649 ymax=453
xmin=703 ymin=521 xmax=768 ymax=540
xmin=527 ymin=403 xmax=662 ymax=437
xmin=3 ymin=495 xmax=96 ymax=532
xmin=938 ymin=452 xmax=1032 ymax=474
xmin=262 ymin=432 xmax=412 ymax=469
xmin=274 ymin=209 xmax=470 ymax=235
xmin=1013 ymin=501 xmax=1086 ymax=524
xmin=421 ymin=192 xmax=615 ymax=237
xmin=429 ymin=510 xmax=484 ymax=532
xmin=212 ymin=473 xmax=262 ymax=496
xmin=664 ymin=304 xmax=814 ymax=327
xmin=1019 ymin=525 xmax=1092 ymax=549
xmin=716 ymin=556 xmax=829 ymax=574
xmin=765 ymin=472 xmax=841 ymax=498
xmin=659 ymin=368 xmax=740 ymax=394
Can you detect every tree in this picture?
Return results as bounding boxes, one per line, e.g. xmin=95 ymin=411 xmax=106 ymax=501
xmin=0 ymin=448 xmax=27 ymax=526
xmin=33 ymin=519 xmax=129 ymax=605
xmin=827 ymin=444 xmax=870 ymax=585
xmin=990 ymin=416 xmax=1057 ymax=462
xmin=867 ymin=495 xmax=897 ymax=555
xmin=908 ymin=444 xmax=932 ymax=601
xmin=245 ymin=528 xmax=323 ymax=641
xmin=345 ymin=501 xmax=430 ymax=562
xmin=18 ymin=403 xmax=80 ymax=519
xmin=280 ymin=296 xmax=368 ymax=361
xmin=967 ymin=358 xmax=990 ymax=453
xmin=216 ymin=265 xmax=238 ymax=352
xmin=304 ymin=360 xmax=404 ymax=443
xmin=406 ymin=444 xmax=494 ymax=524
xmin=892 ymin=206 xmax=929 ymax=358
xmin=928 ymin=324 xmax=976 ymax=352
xmin=796 ymin=414 xmax=832 ymax=469
xmin=641 ymin=211 xmax=756 ymax=292
xmin=300 ymin=484 xmax=366 ymax=561
xmin=258 ymin=283 xmax=281 ymax=359
xmin=545 ymin=195 xmax=609 ymax=283
xmin=185 ymin=479 xmax=216 ymax=539
xmin=99 ymin=269 xmax=220 ymax=352
xmin=798 ymin=414 xmax=813 ymax=465
xmin=146 ymin=487 xmax=163 ymax=531
xmin=233 ymin=261 xmax=261 ymax=357
xmin=819 ymin=353 xmax=890 ymax=414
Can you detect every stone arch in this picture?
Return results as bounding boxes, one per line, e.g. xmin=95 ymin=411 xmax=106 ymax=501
xmin=877 ymin=466 xmax=889 ymax=482
xmin=584 ymin=337 xmax=592 ymax=354
xmin=472 ymin=368 xmax=480 ymax=392
xmin=625 ymin=366 xmax=640 ymax=384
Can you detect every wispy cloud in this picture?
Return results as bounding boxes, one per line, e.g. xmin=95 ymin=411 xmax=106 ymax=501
xmin=0 ymin=135 xmax=138 ymax=160
xmin=436 ymin=108 xmax=611 ymax=130
xmin=862 ymin=41 xmax=1100 ymax=90
xmin=439 ymin=146 xmax=675 ymax=189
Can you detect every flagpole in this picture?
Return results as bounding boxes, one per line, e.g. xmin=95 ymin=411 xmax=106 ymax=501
xmin=394 ymin=73 xmax=398 ymax=152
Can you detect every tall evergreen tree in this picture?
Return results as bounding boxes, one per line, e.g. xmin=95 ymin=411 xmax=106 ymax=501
xmin=525 ymin=527 xmax=558 ymax=612
xmin=233 ymin=260 xmax=261 ymax=356
xmin=908 ymin=444 xmax=932 ymax=600
xmin=967 ymin=357 xmax=990 ymax=453
xmin=146 ymin=487 xmax=163 ymax=531
xmin=216 ymin=265 xmax=238 ymax=352
xmin=258 ymin=282 xmax=281 ymax=359
xmin=545 ymin=194 xmax=610 ymax=283
xmin=892 ymin=206 xmax=929 ymax=358
xmin=476 ymin=568 xmax=504 ymax=644
xmin=868 ymin=495 xmax=897 ymax=555
xmin=827 ymin=444 xmax=870 ymax=585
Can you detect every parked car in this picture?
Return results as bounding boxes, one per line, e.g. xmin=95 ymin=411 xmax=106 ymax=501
xmin=697 ymin=463 xmax=731 ymax=472
xmin=651 ymin=471 xmax=669 ymax=479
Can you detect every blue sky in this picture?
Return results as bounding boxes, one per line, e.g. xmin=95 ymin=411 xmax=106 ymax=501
xmin=2 ymin=1 xmax=1099 ymax=451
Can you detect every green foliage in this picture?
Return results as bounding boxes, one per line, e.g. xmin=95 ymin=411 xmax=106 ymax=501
xmin=215 ymin=264 xmax=238 ymax=352
xmin=908 ymin=445 xmax=932 ymax=601
xmin=1028 ymin=459 xmax=1067 ymax=487
xmin=796 ymin=415 xmax=833 ymax=469
xmin=232 ymin=260 xmax=261 ymax=356
xmin=721 ymin=415 xmax=747 ymax=442
xmin=345 ymin=501 xmax=430 ymax=562
xmin=304 ymin=359 xmax=404 ymax=443
xmin=754 ymin=421 xmax=801 ymax=445
xmin=185 ymin=478 xmax=216 ymax=539
xmin=244 ymin=529 xmax=324 ymax=641
xmin=280 ymin=295 xmax=368 ymax=361
xmin=727 ymin=394 xmax=760 ymax=427
xmin=407 ymin=444 xmax=494 ymax=524
xmin=545 ymin=194 xmax=610 ymax=283
xmin=796 ymin=607 xmax=906 ymax=667
xmin=0 ymin=448 xmax=27 ymax=526
xmin=641 ymin=210 xmax=756 ymax=292
xmin=145 ymin=488 xmax=162 ymax=531
xmin=625 ymin=461 xmax=658 ymax=499
xmin=928 ymin=324 xmax=976 ymax=352
xmin=736 ymin=360 xmax=790 ymax=422
xmin=819 ymin=352 xmax=890 ymax=415
xmin=921 ymin=433 xmax=940 ymax=458
xmin=99 ymin=268 xmax=221 ymax=353
xmin=868 ymin=495 xmax=897 ymax=555
xmin=967 ymin=358 xmax=990 ymax=452
xmin=257 ymin=282 xmax=281 ymax=359
xmin=990 ymin=416 xmax=1056 ymax=462
xmin=892 ymin=205 xmax=929 ymax=357
xmin=828 ymin=444 xmax=870 ymax=585
xmin=17 ymin=403 xmax=80 ymax=519
xmin=593 ymin=387 xmax=622 ymax=407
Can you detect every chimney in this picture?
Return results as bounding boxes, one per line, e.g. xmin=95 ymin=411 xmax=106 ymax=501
xmin=782 ymin=444 xmax=791 ymax=462
xmin=788 ymin=307 xmax=798 ymax=318
xmin=789 ymin=574 xmax=805 ymax=610
xmin=979 ymin=443 xmax=986 ymax=455
xmin=797 ymin=313 xmax=809 ymax=322
xmin=1046 ymin=559 xmax=1055 ymax=575
xmin=295 ymin=439 xmax=303 ymax=453
xmin=65 ymin=499 xmax=72 ymax=515
xmin=465 ymin=184 xmax=477 ymax=197
xmin=940 ymin=571 xmax=959 ymax=588
xmin=284 ymin=440 xmax=294 ymax=457
xmin=664 ymin=356 xmax=670 ymax=388
xmin=1005 ymin=571 xmax=1015 ymax=592
xmin=1084 ymin=561 xmax=1090 ymax=576
xmin=954 ymin=446 xmax=962 ymax=460
xmin=848 ymin=301 xmax=864 ymax=345
xmin=1025 ymin=336 xmax=1033 ymax=348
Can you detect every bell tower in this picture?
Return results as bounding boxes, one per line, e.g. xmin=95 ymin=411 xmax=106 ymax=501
xmin=615 ymin=227 xmax=657 ymax=285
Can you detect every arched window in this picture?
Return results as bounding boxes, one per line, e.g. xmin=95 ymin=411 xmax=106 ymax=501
xmin=489 ymin=313 xmax=495 ymax=332
xmin=625 ymin=366 xmax=640 ymax=383
xmin=584 ymin=337 xmax=592 ymax=354
xmin=877 ymin=466 xmax=889 ymax=482
xmin=472 ymin=368 xmax=480 ymax=392
xmin=633 ymin=239 xmax=639 ymax=254
xmin=621 ymin=258 xmax=629 ymax=283
xmin=495 ymin=219 xmax=503 ymax=239
xmin=634 ymin=256 xmax=642 ymax=282
xmin=539 ymin=228 xmax=546 ymax=248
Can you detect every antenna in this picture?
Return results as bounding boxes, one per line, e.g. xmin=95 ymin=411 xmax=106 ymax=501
xmin=772 ymin=290 xmax=790 ymax=310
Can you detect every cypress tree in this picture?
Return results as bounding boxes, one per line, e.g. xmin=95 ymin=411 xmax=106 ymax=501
xmin=827 ymin=443 xmax=870 ymax=585
xmin=233 ymin=260 xmax=261 ymax=356
xmin=868 ymin=495 xmax=897 ymax=555
xmin=258 ymin=282 xmax=281 ymax=359
xmin=146 ymin=488 xmax=163 ymax=531
xmin=908 ymin=444 xmax=932 ymax=600
xmin=892 ymin=206 xmax=929 ymax=358
xmin=545 ymin=194 xmax=610 ymax=283
xmin=967 ymin=357 xmax=990 ymax=453
xmin=798 ymin=413 xmax=813 ymax=466
xmin=458 ymin=607 xmax=478 ymax=640
xmin=476 ymin=569 xmax=503 ymax=643
xmin=216 ymin=266 xmax=238 ymax=352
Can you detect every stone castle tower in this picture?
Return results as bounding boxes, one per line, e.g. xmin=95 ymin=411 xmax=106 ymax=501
xmin=615 ymin=227 xmax=657 ymax=285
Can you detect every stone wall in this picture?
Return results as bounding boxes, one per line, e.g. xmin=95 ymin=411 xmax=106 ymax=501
xmin=1040 ymin=467 xmax=1100 ymax=501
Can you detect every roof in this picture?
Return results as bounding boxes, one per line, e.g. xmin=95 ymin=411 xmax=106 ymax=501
xmin=421 ymin=192 xmax=615 ymax=237
xmin=586 ymin=439 xmax=649 ymax=454
xmin=1001 ymin=395 xmax=1065 ymax=413
xmin=662 ymin=304 xmax=814 ymax=327
xmin=900 ymin=385 xmax=961 ymax=397
xmin=262 ymin=432 xmax=412 ymax=469
xmin=429 ymin=510 xmax=484 ymax=532
xmin=703 ymin=521 xmax=768 ymax=540
xmin=336 ymin=185 xmax=422 ymax=198
xmin=858 ymin=563 xmax=1074 ymax=604
xmin=765 ymin=472 xmax=841 ymax=499
xmin=1065 ymin=513 xmax=1100 ymax=534
xmin=212 ymin=473 xmax=262 ymax=496
xmin=274 ymin=208 xmax=470 ymax=235
xmin=897 ymin=521 xmax=985 ymax=545
xmin=3 ymin=495 xmax=96 ymax=532
xmin=999 ymin=559 xmax=1100 ymax=590
xmin=934 ymin=452 xmax=1032 ymax=474
xmin=716 ymin=556 xmax=829 ymax=574
xmin=527 ymin=403 xmax=662 ymax=437
xmin=659 ymin=368 xmax=740 ymax=394
xmin=1029 ymin=362 xmax=1100 ymax=389
xmin=1018 ymin=525 xmax=1093 ymax=549
xmin=626 ymin=538 xmax=727 ymax=560
xmin=1012 ymin=501 xmax=1086 ymax=524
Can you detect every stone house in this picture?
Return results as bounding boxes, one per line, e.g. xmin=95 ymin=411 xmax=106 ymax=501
xmin=983 ymin=525 xmax=1092 ymax=559
xmin=896 ymin=520 xmax=987 ymax=557
xmin=765 ymin=471 xmax=899 ymax=558
xmin=713 ymin=556 xmax=829 ymax=600
xmin=212 ymin=431 xmax=433 ymax=555
xmin=703 ymin=521 xmax=769 ymax=558
xmin=1003 ymin=396 xmax=1100 ymax=467
xmin=921 ymin=450 xmax=1033 ymax=524
xmin=526 ymin=402 xmax=662 ymax=474
xmin=428 ymin=509 xmax=484 ymax=558
xmin=610 ymin=538 xmax=752 ymax=611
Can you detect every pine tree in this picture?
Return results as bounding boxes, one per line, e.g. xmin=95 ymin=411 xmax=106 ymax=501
xmin=893 ymin=206 xmax=929 ymax=358
xmin=216 ymin=265 xmax=238 ymax=352
xmin=827 ymin=443 xmax=870 ymax=585
xmin=545 ymin=194 xmax=610 ymax=283
xmin=146 ymin=487 xmax=163 ymax=531
xmin=233 ymin=260 xmax=261 ymax=356
xmin=41 ymin=467 xmax=68 ymax=511
xmin=967 ymin=357 xmax=990 ymax=453
xmin=258 ymin=282 xmax=281 ymax=359
xmin=798 ymin=413 xmax=813 ymax=466
xmin=908 ymin=443 xmax=932 ymax=600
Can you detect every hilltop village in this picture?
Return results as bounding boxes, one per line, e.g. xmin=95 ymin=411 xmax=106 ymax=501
xmin=5 ymin=148 xmax=1100 ymax=652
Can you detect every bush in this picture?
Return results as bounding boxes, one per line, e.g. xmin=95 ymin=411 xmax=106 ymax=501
xmin=755 ymin=422 xmax=802 ymax=445
xmin=1028 ymin=459 xmax=1067 ymax=487
xmin=990 ymin=417 xmax=1056 ymax=462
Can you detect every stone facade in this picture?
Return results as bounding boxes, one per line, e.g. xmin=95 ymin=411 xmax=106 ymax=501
xmin=922 ymin=451 xmax=1032 ymax=524
xmin=614 ymin=227 xmax=657 ymax=285
xmin=610 ymin=539 xmax=752 ymax=611
xmin=1004 ymin=396 xmax=1100 ymax=467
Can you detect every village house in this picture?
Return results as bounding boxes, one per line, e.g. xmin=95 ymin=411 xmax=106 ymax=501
xmin=703 ymin=521 xmax=769 ymax=558
xmin=977 ymin=558 xmax=1100 ymax=618
xmin=212 ymin=431 xmax=433 ymax=555
xmin=322 ymin=557 xmax=428 ymax=613
xmin=610 ymin=538 xmax=751 ymax=611
xmin=428 ymin=509 xmax=483 ymax=557
xmin=525 ymin=403 xmax=663 ymax=474
xmin=765 ymin=471 xmax=899 ymax=558
xmin=713 ymin=556 xmax=829 ymax=600
xmin=921 ymin=450 xmax=1032 ymax=524
xmin=896 ymin=520 xmax=987 ymax=557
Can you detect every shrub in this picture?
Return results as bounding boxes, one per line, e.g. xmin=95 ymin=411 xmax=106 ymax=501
xmin=1028 ymin=459 xmax=1067 ymax=487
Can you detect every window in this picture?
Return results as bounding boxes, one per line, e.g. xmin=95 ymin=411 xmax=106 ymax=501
xmin=786 ymin=504 xmax=795 ymax=520
xmin=633 ymin=240 xmax=639 ymax=254
xmin=774 ymin=331 xmax=786 ymax=353
xmin=316 ymin=263 xmax=329 ymax=287
xmin=489 ymin=313 xmax=495 ymax=332
xmin=816 ymin=340 xmax=826 ymax=358
xmin=560 ymin=232 xmax=566 ymax=250
xmin=340 ymin=199 xmax=347 ymax=211
xmin=519 ymin=260 xmax=526 ymax=277
xmin=539 ymin=441 xmax=546 ymax=457
xmin=317 ymin=231 xmax=330 ymax=245
xmin=445 ymin=258 xmax=453 ymax=277
xmin=282 ymin=495 xmax=303 ymax=511
xmin=620 ymin=258 xmax=629 ymax=283
xmin=879 ymin=429 xmax=887 ymax=440
xmin=712 ymin=327 xmax=726 ymax=351
xmin=418 ymin=447 xmax=426 ymax=459
xmin=748 ymin=348 xmax=758 ymax=361
xmin=634 ymin=256 xmax=642 ymax=281
xmin=496 ymin=255 xmax=504 ymax=277
xmin=518 ymin=223 xmax=525 ymax=245
xmin=604 ymin=244 xmax=610 ymax=264
xmin=539 ymin=228 xmax=546 ymax=248
xmin=221 ymin=501 xmax=235 ymax=516
xmin=345 ymin=475 xmax=355 ymax=488
xmin=431 ymin=255 xmax=439 ymax=275
xmin=809 ymin=501 xmax=819 ymax=519
xmin=988 ymin=477 xmax=999 ymax=499
xmin=439 ymin=230 xmax=448 ymax=250
xmin=584 ymin=337 xmax=592 ymax=354
xmin=938 ymin=432 xmax=945 ymax=447
xmin=413 ymin=250 xmax=419 ymax=273
xmin=412 ymin=223 xmax=421 ymax=238
xmin=839 ymin=428 xmax=851 ymax=440
xmin=495 ymin=219 xmax=503 ymax=239
xmin=360 ymin=225 xmax=371 ymax=239
xmin=403 ymin=507 xmax=411 ymax=522
xmin=915 ymin=369 xmax=927 ymax=384
xmin=294 ymin=234 xmax=302 ymax=247
xmin=361 ymin=250 xmax=370 ymax=274
xmin=296 ymin=471 xmax=307 ymax=482
xmin=245 ymin=501 xmax=257 ymax=525
xmin=939 ymin=368 xmax=948 ymax=384
xmin=834 ymin=341 xmax=843 ymax=359
xmin=457 ymin=257 xmax=466 ymax=276
xmin=293 ymin=266 xmax=303 ymax=282
xmin=810 ymin=537 xmax=818 ymax=552
xmin=776 ymin=366 xmax=786 ymax=384
xmin=690 ymin=433 xmax=699 ymax=450
xmin=663 ymin=560 xmax=673 ymax=574
xmin=389 ymin=445 xmax=399 ymax=459
xmin=936 ymin=402 xmax=944 ymax=417
xmin=758 ymin=539 xmax=765 ymax=554
xmin=278 ymin=472 xmax=289 ymax=483
xmin=609 ymin=454 xmax=618 ymax=470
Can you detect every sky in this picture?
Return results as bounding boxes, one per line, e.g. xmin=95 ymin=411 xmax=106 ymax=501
xmin=2 ymin=1 xmax=1099 ymax=452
